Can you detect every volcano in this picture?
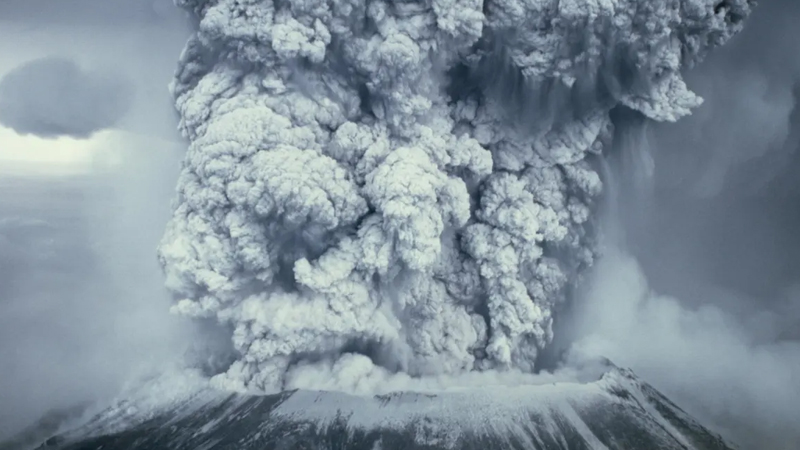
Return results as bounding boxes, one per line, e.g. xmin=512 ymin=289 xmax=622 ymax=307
xmin=4 ymin=365 xmax=735 ymax=450
xmin=0 ymin=1 xmax=764 ymax=449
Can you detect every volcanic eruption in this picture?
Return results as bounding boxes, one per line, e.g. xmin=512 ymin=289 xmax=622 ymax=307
xmin=157 ymin=0 xmax=754 ymax=392
xmin=0 ymin=2 xmax=774 ymax=450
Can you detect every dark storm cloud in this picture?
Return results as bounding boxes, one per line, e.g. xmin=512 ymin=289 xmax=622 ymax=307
xmin=0 ymin=57 xmax=133 ymax=139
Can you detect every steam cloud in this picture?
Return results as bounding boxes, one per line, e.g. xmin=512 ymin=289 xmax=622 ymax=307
xmin=0 ymin=57 xmax=133 ymax=139
xmin=158 ymin=0 xmax=753 ymax=391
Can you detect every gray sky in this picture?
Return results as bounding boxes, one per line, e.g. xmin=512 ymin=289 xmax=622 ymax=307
xmin=0 ymin=0 xmax=180 ymax=26
xmin=0 ymin=0 xmax=189 ymax=170
xmin=0 ymin=0 xmax=193 ymax=439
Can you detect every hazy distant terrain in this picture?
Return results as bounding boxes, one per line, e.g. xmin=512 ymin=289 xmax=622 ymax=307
xmin=0 ymin=174 xmax=117 ymax=438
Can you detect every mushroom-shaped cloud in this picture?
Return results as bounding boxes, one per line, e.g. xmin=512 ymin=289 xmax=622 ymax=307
xmin=0 ymin=57 xmax=133 ymax=139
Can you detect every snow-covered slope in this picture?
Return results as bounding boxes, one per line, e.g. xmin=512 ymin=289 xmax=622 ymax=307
xmin=19 ymin=366 xmax=735 ymax=450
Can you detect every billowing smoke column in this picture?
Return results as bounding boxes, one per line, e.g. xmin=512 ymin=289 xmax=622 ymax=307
xmin=159 ymin=0 xmax=752 ymax=392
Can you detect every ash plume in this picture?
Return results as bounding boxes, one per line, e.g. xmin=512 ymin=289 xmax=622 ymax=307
xmin=158 ymin=0 xmax=753 ymax=392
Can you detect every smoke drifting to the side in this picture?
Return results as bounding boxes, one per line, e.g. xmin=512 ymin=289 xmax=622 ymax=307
xmin=573 ymin=250 xmax=800 ymax=450
xmin=566 ymin=1 xmax=800 ymax=448
xmin=159 ymin=0 xmax=753 ymax=392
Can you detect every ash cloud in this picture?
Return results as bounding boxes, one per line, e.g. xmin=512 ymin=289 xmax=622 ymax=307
xmin=0 ymin=57 xmax=134 ymax=139
xmin=565 ymin=1 xmax=800 ymax=448
xmin=159 ymin=0 xmax=752 ymax=392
